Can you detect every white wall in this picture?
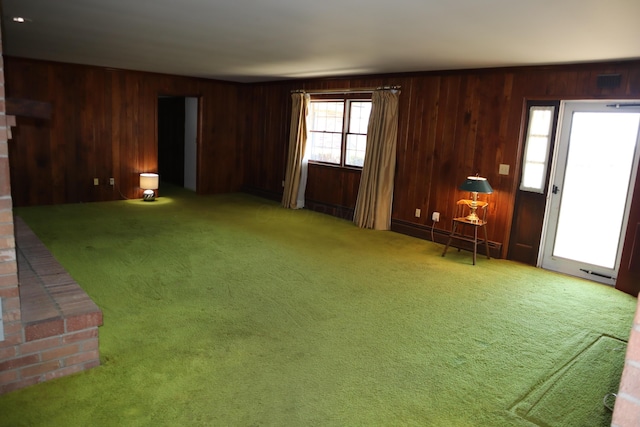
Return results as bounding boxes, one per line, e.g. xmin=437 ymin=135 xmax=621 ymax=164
xmin=184 ymin=97 xmax=198 ymax=191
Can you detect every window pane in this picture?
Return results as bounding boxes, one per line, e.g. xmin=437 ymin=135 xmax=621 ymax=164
xmin=529 ymin=109 xmax=553 ymax=135
xmin=309 ymin=101 xmax=343 ymax=133
xmin=308 ymin=131 xmax=341 ymax=164
xmin=519 ymin=106 xmax=555 ymax=193
xmin=553 ymin=112 xmax=640 ymax=268
xmin=345 ymin=134 xmax=367 ymax=167
xmin=349 ymin=101 xmax=372 ymax=134
xmin=525 ymin=136 xmax=549 ymax=163
xmin=307 ymin=96 xmax=371 ymax=168
xmin=522 ymin=162 xmax=545 ymax=190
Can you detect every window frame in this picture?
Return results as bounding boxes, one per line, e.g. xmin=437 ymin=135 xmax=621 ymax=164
xmin=519 ymin=101 xmax=560 ymax=194
xmin=307 ymin=93 xmax=372 ymax=169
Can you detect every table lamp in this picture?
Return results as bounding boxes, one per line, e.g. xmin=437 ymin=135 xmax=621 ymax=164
xmin=140 ymin=173 xmax=159 ymax=201
xmin=459 ymin=175 xmax=492 ymax=221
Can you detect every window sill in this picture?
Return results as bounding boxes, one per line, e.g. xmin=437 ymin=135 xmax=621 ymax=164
xmin=308 ymin=162 xmax=362 ymax=172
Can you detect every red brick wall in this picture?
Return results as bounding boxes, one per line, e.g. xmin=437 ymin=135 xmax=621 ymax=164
xmin=0 ymin=217 xmax=103 ymax=394
xmin=613 ymin=301 xmax=640 ymax=426
xmin=0 ymin=327 xmax=101 ymax=394
xmin=0 ymin=17 xmax=22 ymax=369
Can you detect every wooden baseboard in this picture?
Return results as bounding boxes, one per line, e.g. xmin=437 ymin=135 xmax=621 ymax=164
xmin=239 ymin=192 xmax=504 ymax=258
xmin=304 ymin=199 xmax=355 ymax=221
xmin=242 ymin=186 xmax=282 ymax=202
xmin=391 ymin=219 xmax=503 ymax=259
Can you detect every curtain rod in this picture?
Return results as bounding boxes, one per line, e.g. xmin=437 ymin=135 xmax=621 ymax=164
xmin=291 ymin=85 xmax=400 ymax=95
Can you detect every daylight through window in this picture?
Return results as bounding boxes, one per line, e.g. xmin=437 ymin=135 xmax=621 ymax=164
xmin=520 ymin=106 xmax=555 ymax=193
xmin=307 ymin=96 xmax=372 ymax=167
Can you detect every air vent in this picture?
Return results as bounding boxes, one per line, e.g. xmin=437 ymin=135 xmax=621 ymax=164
xmin=597 ymin=74 xmax=622 ymax=89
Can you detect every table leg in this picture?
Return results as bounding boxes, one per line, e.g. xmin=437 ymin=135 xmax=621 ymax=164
xmin=483 ymin=225 xmax=490 ymax=259
xmin=442 ymin=222 xmax=458 ymax=257
xmin=473 ymin=225 xmax=478 ymax=265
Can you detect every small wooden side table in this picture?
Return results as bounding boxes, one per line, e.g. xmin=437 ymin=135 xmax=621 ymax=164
xmin=441 ymin=215 xmax=490 ymax=265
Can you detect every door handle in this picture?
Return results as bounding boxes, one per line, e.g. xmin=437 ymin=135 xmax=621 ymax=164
xmin=552 ymin=185 xmax=559 ymax=194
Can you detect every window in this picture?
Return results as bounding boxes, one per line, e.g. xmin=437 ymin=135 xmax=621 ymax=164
xmin=520 ymin=105 xmax=556 ymax=193
xmin=307 ymin=96 xmax=372 ymax=168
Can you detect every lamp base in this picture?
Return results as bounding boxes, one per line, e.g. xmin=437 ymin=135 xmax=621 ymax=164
xmin=464 ymin=194 xmax=481 ymax=222
xmin=465 ymin=213 xmax=480 ymax=222
xmin=143 ymin=189 xmax=156 ymax=201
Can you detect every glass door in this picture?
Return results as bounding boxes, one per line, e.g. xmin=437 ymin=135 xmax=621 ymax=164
xmin=541 ymin=101 xmax=640 ymax=285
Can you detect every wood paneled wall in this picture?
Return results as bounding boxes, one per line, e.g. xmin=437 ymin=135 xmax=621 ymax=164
xmin=6 ymin=56 xmax=640 ymax=292
xmin=5 ymin=57 xmax=243 ymax=206
xmin=240 ymin=61 xmax=640 ymax=262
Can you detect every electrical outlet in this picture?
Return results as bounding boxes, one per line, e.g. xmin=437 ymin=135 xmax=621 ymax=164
xmin=432 ymin=212 xmax=440 ymax=222
xmin=415 ymin=208 xmax=421 ymax=218
xmin=109 ymin=177 xmax=115 ymax=186
xmin=93 ymin=178 xmax=99 ymax=186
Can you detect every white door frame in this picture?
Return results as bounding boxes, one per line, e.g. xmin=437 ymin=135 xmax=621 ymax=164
xmin=184 ymin=97 xmax=199 ymax=192
xmin=538 ymin=100 xmax=640 ymax=285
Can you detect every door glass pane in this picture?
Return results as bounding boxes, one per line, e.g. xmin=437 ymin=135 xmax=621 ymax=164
xmin=553 ymin=112 xmax=640 ymax=268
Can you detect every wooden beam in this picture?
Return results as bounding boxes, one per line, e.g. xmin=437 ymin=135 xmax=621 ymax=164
xmin=6 ymin=98 xmax=52 ymax=120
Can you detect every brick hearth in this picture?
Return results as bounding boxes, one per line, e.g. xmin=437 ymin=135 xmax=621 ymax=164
xmin=0 ymin=218 xmax=102 ymax=395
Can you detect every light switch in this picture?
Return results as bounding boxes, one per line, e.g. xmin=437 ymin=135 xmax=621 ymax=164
xmin=499 ymin=164 xmax=510 ymax=175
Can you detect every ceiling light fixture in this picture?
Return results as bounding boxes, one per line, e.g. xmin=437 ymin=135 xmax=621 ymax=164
xmin=12 ymin=17 xmax=31 ymax=23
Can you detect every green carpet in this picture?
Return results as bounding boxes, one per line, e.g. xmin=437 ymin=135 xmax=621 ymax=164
xmin=512 ymin=335 xmax=627 ymax=425
xmin=0 ymin=185 xmax=636 ymax=426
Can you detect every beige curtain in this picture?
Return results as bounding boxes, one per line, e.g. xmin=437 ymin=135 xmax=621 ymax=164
xmin=353 ymin=89 xmax=400 ymax=230
xmin=282 ymin=92 xmax=310 ymax=209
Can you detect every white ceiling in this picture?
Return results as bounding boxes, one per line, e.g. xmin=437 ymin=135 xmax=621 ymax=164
xmin=2 ymin=0 xmax=640 ymax=83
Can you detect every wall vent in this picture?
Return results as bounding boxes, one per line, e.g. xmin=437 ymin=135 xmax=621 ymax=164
xmin=597 ymin=74 xmax=622 ymax=89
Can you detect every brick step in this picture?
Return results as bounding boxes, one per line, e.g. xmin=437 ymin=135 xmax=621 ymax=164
xmin=0 ymin=217 xmax=102 ymax=395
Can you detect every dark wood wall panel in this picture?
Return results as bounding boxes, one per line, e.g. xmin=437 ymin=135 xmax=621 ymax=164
xmin=6 ymin=57 xmax=242 ymax=206
xmin=7 ymin=56 xmax=640 ymax=293
xmin=239 ymin=83 xmax=295 ymax=196
xmin=241 ymin=61 xmax=640 ymax=266
xmin=305 ymin=164 xmax=361 ymax=208
xmin=618 ymin=144 xmax=640 ymax=295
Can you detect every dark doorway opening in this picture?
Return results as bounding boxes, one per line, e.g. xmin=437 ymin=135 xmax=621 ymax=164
xmin=158 ymin=97 xmax=186 ymax=187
